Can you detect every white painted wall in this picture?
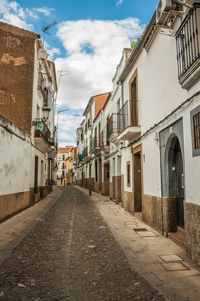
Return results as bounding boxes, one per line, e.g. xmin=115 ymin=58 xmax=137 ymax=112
xmin=0 ymin=119 xmax=31 ymax=195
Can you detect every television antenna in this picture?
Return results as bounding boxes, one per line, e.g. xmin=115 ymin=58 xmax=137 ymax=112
xmin=42 ymin=21 xmax=57 ymax=45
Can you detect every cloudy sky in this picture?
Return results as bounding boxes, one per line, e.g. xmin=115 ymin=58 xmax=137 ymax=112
xmin=0 ymin=0 xmax=158 ymax=146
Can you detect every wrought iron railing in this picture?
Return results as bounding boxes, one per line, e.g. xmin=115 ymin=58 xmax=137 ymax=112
xmin=91 ymin=136 xmax=99 ymax=150
xmin=176 ymin=4 xmax=200 ymax=79
xmin=33 ymin=119 xmax=51 ymax=143
xmin=82 ymin=147 xmax=88 ymax=158
xmin=117 ymin=100 xmax=137 ymax=134
xmin=107 ymin=113 xmax=119 ymax=138
xmin=102 ymin=127 xmax=109 ymax=146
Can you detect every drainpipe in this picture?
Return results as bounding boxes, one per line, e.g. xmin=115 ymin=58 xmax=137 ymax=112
xmin=159 ymin=141 xmax=164 ymax=236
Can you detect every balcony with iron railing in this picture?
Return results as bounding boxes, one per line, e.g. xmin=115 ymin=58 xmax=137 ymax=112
xmin=82 ymin=146 xmax=90 ymax=162
xmin=107 ymin=113 xmax=119 ymax=143
xmin=101 ymin=127 xmax=110 ymax=154
xmin=82 ymin=146 xmax=88 ymax=158
xmin=176 ymin=4 xmax=200 ymax=89
xmin=33 ymin=119 xmax=52 ymax=152
xmin=117 ymin=100 xmax=141 ymax=141
xmin=90 ymin=136 xmax=101 ymax=154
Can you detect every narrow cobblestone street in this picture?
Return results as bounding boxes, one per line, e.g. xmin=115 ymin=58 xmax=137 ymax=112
xmin=0 ymin=187 xmax=165 ymax=301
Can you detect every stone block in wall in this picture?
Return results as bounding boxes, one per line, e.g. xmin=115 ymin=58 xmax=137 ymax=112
xmin=152 ymin=196 xmax=162 ymax=233
xmin=123 ymin=191 xmax=134 ymax=214
xmin=185 ymin=202 xmax=200 ymax=266
xmin=0 ymin=191 xmax=30 ymax=221
xmin=94 ymin=182 xmax=99 ymax=193
xmin=162 ymin=197 xmax=177 ymax=235
xmin=102 ymin=181 xmax=109 ymax=196
xmin=88 ymin=178 xmax=94 ymax=191
xmin=115 ymin=176 xmax=121 ymax=203
xmin=142 ymin=194 xmax=153 ymax=227
xmin=109 ymin=182 xmax=113 ymax=199
xmin=121 ymin=175 xmax=124 ymax=203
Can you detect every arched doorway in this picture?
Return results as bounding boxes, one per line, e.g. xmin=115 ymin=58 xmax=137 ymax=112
xmin=168 ymin=136 xmax=184 ymax=228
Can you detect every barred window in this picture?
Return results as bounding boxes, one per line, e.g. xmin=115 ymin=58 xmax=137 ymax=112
xmin=193 ymin=112 xmax=200 ymax=149
xmin=127 ymin=161 xmax=130 ymax=187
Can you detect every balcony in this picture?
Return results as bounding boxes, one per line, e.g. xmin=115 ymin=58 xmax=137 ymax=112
xmin=107 ymin=113 xmax=119 ymax=144
xmin=43 ymin=87 xmax=53 ymax=111
xmin=33 ymin=119 xmax=52 ymax=152
xmin=90 ymin=137 xmax=101 ymax=155
xmin=101 ymin=127 xmax=110 ymax=154
xmin=117 ymin=100 xmax=141 ymax=141
xmin=176 ymin=4 xmax=200 ymax=89
xmin=82 ymin=146 xmax=90 ymax=162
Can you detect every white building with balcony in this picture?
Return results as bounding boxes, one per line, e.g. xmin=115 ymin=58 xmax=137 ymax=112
xmin=74 ymin=0 xmax=200 ymax=266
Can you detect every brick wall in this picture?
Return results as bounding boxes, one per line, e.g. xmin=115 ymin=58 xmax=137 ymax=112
xmin=0 ymin=23 xmax=37 ymax=132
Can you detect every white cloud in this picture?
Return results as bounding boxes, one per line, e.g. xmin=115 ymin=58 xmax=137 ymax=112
xmin=116 ymin=0 xmax=123 ymax=7
xmin=33 ymin=7 xmax=54 ymax=17
xmin=48 ymin=47 xmax=60 ymax=60
xmin=58 ymin=114 xmax=82 ymax=146
xmin=0 ymin=0 xmax=32 ymax=29
xmin=0 ymin=1 xmax=54 ymax=30
xmin=55 ymin=18 xmax=144 ymax=110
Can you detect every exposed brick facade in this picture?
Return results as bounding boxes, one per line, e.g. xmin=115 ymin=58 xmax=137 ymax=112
xmin=0 ymin=22 xmax=38 ymax=133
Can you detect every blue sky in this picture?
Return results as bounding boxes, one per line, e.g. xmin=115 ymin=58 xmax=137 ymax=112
xmin=0 ymin=0 xmax=158 ymax=146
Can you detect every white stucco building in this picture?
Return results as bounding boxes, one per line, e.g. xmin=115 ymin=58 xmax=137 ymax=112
xmin=74 ymin=0 xmax=200 ymax=266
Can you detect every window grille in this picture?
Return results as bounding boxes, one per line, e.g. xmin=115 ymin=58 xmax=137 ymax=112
xmin=193 ymin=111 xmax=200 ymax=149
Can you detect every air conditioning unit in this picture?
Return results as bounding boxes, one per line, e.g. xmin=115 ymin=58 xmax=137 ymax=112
xmin=156 ymin=0 xmax=177 ymax=24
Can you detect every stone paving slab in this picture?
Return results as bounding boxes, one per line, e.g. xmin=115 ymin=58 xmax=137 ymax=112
xmin=76 ymin=186 xmax=200 ymax=301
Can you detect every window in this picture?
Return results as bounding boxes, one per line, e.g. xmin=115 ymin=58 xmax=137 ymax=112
xmin=129 ymin=70 xmax=137 ymax=126
xmin=127 ymin=161 xmax=130 ymax=187
xmin=63 ymin=155 xmax=65 ymax=160
xmin=193 ymin=112 xmax=200 ymax=150
xmin=191 ymin=105 xmax=200 ymax=157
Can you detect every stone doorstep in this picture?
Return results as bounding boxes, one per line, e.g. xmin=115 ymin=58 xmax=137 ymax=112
xmin=168 ymin=228 xmax=186 ymax=249
xmin=159 ymin=254 xmax=183 ymax=262
xmin=161 ymin=262 xmax=188 ymax=271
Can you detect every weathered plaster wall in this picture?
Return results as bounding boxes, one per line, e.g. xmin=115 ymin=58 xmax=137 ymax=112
xmin=0 ymin=116 xmax=31 ymax=219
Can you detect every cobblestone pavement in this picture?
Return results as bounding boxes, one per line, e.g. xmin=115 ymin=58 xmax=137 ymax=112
xmin=0 ymin=187 xmax=166 ymax=301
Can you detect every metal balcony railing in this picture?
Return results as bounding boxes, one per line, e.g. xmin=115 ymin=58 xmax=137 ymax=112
xmin=43 ymin=87 xmax=53 ymax=111
xmin=176 ymin=4 xmax=200 ymax=79
xmin=107 ymin=113 xmax=119 ymax=138
xmin=33 ymin=119 xmax=51 ymax=143
xmin=117 ymin=100 xmax=137 ymax=134
xmin=91 ymin=136 xmax=99 ymax=150
xmin=82 ymin=147 xmax=88 ymax=158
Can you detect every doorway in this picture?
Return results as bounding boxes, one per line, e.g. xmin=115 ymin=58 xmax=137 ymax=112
xmin=99 ymin=158 xmax=102 ymax=192
xmin=168 ymin=137 xmax=184 ymax=228
xmin=134 ymin=151 xmax=142 ymax=212
xmin=34 ymin=156 xmax=38 ymax=194
xmin=104 ymin=163 xmax=110 ymax=196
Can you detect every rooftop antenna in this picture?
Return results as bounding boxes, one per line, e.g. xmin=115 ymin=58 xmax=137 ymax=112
xmin=42 ymin=21 xmax=57 ymax=45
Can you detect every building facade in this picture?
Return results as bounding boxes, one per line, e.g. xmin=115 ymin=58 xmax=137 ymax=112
xmin=74 ymin=0 xmax=200 ymax=266
xmin=0 ymin=22 xmax=57 ymax=220
xmin=56 ymin=146 xmax=73 ymax=186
